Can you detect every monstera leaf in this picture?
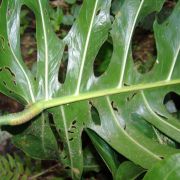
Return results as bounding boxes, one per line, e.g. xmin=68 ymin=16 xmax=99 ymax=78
xmin=0 ymin=0 xmax=180 ymax=179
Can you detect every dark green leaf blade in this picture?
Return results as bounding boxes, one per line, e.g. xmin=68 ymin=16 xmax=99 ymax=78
xmin=115 ymin=161 xmax=145 ymax=180
xmin=86 ymin=129 xmax=119 ymax=177
xmin=144 ymin=154 xmax=180 ymax=180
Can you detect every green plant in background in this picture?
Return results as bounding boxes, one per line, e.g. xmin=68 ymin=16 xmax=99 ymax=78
xmin=21 ymin=0 xmax=81 ymax=36
xmin=0 ymin=0 xmax=180 ymax=179
xmin=0 ymin=153 xmax=42 ymax=179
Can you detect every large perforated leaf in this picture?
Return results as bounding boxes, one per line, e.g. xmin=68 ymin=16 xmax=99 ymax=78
xmin=0 ymin=0 xmax=180 ymax=179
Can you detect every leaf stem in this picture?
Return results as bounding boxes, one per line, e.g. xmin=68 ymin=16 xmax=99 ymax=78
xmin=0 ymin=79 xmax=180 ymax=126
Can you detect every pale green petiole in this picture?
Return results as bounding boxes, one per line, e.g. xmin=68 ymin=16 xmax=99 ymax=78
xmin=0 ymin=79 xmax=180 ymax=126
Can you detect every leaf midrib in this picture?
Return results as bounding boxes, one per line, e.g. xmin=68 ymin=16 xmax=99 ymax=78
xmin=47 ymin=79 xmax=180 ymax=109
xmin=1 ymin=79 xmax=179 ymax=126
xmin=8 ymin=45 xmax=35 ymax=102
xmin=118 ymin=0 xmax=144 ymax=88
xmin=60 ymin=106 xmax=74 ymax=179
xmin=7 ymin=7 xmax=35 ymax=103
xmin=75 ymin=0 xmax=99 ymax=95
xmin=38 ymin=0 xmax=49 ymax=100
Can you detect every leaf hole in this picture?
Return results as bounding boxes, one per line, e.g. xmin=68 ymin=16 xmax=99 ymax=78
xmin=111 ymin=101 xmax=118 ymax=112
xmin=132 ymin=27 xmax=157 ymax=74
xmin=0 ymin=93 xmax=24 ymax=113
xmin=69 ymin=138 xmax=73 ymax=141
xmin=93 ymin=40 xmax=113 ymax=77
xmin=20 ymin=5 xmax=37 ymax=71
xmin=124 ymin=83 xmax=130 ymax=86
xmin=126 ymin=93 xmax=138 ymax=102
xmin=71 ymin=120 xmax=77 ymax=129
xmin=96 ymin=9 xmax=101 ymax=16
xmin=111 ymin=101 xmax=126 ymax=128
xmin=155 ymin=111 xmax=168 ymax=120
xmin=2 ymin=81 xmax=6 ymax=86
xmin=58 ymin=45 xmax=68 ymax=84
xmin=49 ymin=1 xmax=78 ymax=39
xmin=164 ymin=92 xmax=180 ymax=118
xmin=159 ymin=156 xmax=164 ymax=160
xmin=63 ymin=155 xmax=67 ymax=159
xmin=7 ymin=8 xmax=11 ymax=16
xmin=68 ymin=130 xmax=74 ymax=134
xmin=72 ymin=120 xmax=77 ymax=125
xmin=157 ymin=0 xmax=177 ymax=24
xmin=0 ymin=35 xmax=5 ymax=50
xmin=90 ymin=103 xmax=101 ymax=126
xmin=4 ymin=67 xmax=15 ymax=77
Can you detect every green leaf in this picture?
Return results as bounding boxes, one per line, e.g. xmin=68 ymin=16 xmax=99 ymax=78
xmin=0 ymin=0 xmax=180 ymax=179
xmin=12 ymin=112 xmax=59 ymax=160
xmin=144 ymin=154 xmax=180 ymax=180
xmin=0 ymin=153 xmax=39 ymax=178
xmin=86 ymin=129 xmax=119 ymax=177
xmin=115 ymin=161 xmax=145 ymax=180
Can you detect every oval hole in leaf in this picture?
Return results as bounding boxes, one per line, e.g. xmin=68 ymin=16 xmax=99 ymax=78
xmin=58 ymin=45 xmax=68 ymax=84
xmin=20 ymin=5 xmax=37 ymax=72
xmin=96 ymin=9 xmax=101 ymax=16
xmin=93 ymin=41 xmax=113 ymax=77
xmin=157 ymin=0 xmax=177 ymax=24
xmin=49 ymin=1 xmax=78 ymax=39
xmin=132 ymin=27 xmax=157 ymax=74
xmin=90 ymin=103 xmax=101 ymax=126
xmin=4 ymin=66 xmax=15 ymax=77
xmin=48 ymin=5 xmax=63 ymax=37
xmin=164 ymin=92 xmax=180 ymax=117
xmin=65 ymin=166 xmax=70 ymax=170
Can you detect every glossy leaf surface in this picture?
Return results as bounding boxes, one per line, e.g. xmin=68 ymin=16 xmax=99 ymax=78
xmin=0 ymin=0 xmax=180 ymax=179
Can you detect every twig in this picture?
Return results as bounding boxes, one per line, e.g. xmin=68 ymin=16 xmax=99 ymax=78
xmin=29 ymin=163 xmax=60 ymax=179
